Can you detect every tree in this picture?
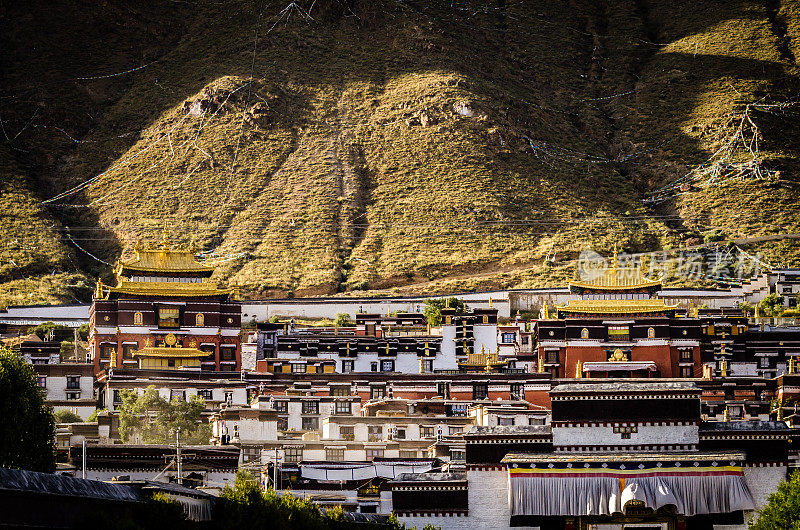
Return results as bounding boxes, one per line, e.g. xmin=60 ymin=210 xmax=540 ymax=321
xmin=0 ymin=347 xmax=55 ymax=472
xmin=118 ymin=386 xmax=210 ymax=444
xmin=334 ymin=313 xmax=350 ymax=327
xmin=423 ymin=297 xmax=465 ymax=327
xmin=759 ymin=293 xmax=785 ymax=317
xmin=86 ymin=408 xmax=106 ymax=422
xmin=26 ymin=321 xmax=72 ymax=341
xmin=215 ymin=470 xmax=404 ymax=530
xmin=750 ymin=471 xmax=800 ymax=529
xmin=53 ymin=409 xmax=83 ymax=423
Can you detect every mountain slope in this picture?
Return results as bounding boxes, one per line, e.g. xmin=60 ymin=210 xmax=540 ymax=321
xmin=1 ymin=0 xmax=799 ymax=305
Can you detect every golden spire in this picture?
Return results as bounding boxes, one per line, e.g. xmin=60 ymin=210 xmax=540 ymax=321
xmin=489 ymin=296 xmax=493 ymax=308
xmin=538 ymin=355 xmax=544 ymax=373
xmin=160 ymin=221 xmax=170 ymax=250
xmin=611 ymin=243 xmax=619 ymax=272
xmin=723 ymin=406 xmax=730 ymax=422
xmin=445 ymin=297 xmax=450 ymax=309
xmin=575 ymin=360 xmax=583 ymax=378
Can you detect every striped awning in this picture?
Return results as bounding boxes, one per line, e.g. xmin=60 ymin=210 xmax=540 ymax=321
xmin=505 ymin=452 xmax=754 ymax=517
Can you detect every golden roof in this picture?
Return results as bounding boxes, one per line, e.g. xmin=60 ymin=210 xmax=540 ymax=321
xmin=133 ymin=346 xmax=207 ymax=358
xmin=96 ymin=228 xmax=238 ymax=300
xmin=458 ymin=349 xmax=507 ymax=368
xmin=570 ymin=247 xmax=662 ymax=291
xmin=556 ymin=298 xmax=678 ymax=315
xmin=116 ymin=235 xmax=214 ymax=274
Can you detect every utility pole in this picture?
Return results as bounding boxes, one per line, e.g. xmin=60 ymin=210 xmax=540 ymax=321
xmin=274 ymin=447 xmax=278 ymax=491
xmin=176 ymin=427 xmax=182 ymax=485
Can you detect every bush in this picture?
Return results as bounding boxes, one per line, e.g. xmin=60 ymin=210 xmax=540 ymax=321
xmin=423 ymin=297 xmax=465 ymax=327
xmin=54 ymin=410 xmax=83 ymax=423
xmin=750 ymin=471 xmax=800 ymax=529
xmin=334 ymin=313 xmax=350 ymax=327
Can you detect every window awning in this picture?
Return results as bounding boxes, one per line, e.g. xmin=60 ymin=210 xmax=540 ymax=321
xmin=583 ymin=361 xmax=658 ymax=372
xmin=504 ymin=452 xmax=754 ymax=517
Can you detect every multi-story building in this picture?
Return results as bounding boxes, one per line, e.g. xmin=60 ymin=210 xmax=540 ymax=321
xmin=89 ymin=234 xmax=241 ymax=374
xmin=34 ymin=362 xmax=96 ymax=420
xmin=536 ymin=251 xmax=703 ymax=378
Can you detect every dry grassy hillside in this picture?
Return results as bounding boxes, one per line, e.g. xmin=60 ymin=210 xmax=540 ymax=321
xmin=1 ymin=0 xmax=799 ymax=305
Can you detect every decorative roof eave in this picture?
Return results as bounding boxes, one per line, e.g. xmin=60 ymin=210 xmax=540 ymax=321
xmin=555 ymin=299 xmax=679 ymax=316
xmin=568 ymin=278 xmax=663 ymax=291
xmin=104 ymin=280 xmax=233 ymax=299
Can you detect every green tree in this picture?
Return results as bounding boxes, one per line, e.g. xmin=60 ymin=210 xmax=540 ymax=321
xmin=0 ymin=347 xmax=55 ymax=472
xmin=86 ymin=408 xmax=106 ymax=422
xmin=759 ymin=293 xmax=785 ymax=317
xmin=750 ymin=471 xmax=800 ymax=529
xmin=118 ymin=386 xmax=210 ymax=444
xmin=53 ymin=409 xmax=83 ymax=423
xmin=215 ymin=470 xmax=404 ymax=529
xmin=26 ymin=321 xmax=71 ymax=341
xmin=334 ymin=313 xmax=350 ymax=327
xmin=423 ymin=297 xmax=465 ymax=327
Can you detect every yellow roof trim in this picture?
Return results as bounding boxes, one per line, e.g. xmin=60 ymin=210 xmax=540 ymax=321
xmin=133 ymin=346 xmax=207 ymax=358
xmin=556 ymin=299 xmax=678 ymax=314
xmin=105 ymin=279 xmax=233 ymax=298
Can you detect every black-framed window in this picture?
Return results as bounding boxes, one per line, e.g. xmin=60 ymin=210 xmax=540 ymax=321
xmin=335 ymin=401 xmax=351 ymax=414
xmin=437 ymin=382 xmax=450 ymax=399
xmin=122 ymin=344 xmax=137 ymax=360
xmin=510 ymin=383 xmax=524 ymax=400
xmin=302 ymin=401 xmax=319 ymax=414
xmin=340 ymin=426 xmax=355 ymax=440
xmin=366 ymin=448 xmax=384 ymax=461
xmin=198 ymin=389 xmax=213 ymax=400
xmin=341 ymin=360 xmax=354 ymax=373
xmin=66 ymin=376 xmax=80 ymax=390
xmin=331 ymin=386 xmax=350 ymax=397
xmin=380 ymin=360 xmax=395 ymax=372
xmin=473 ymin=383 xmax=488 ymax=400
xmin=273 ymin=400 xmax=288 ymax=413
xmin=37 ymin=376 xmax=47 ymax=388
xmin=283 ymin=446 xmax=303 ymax=463
xmin=501 ymin=332 xmax=516 ymax=344
xmin=292 ymin=363 xmax=306 ymax=373
xmin=221 ymin=347 xmax=236 ymax=361
xmin=370 ymin=386 xmax=386 ymax=400
xmin=545 ymin=350 xmax=559 ymax=363
xmin=302 ymin=417 xmax=319 ymax=430
xmin=367 ymin=425 xmax=383 ymax=441
xmin=158 ymin=305 xmax=181 ymax=329
xmin=326 ymin=447 xmax=344 ymax=461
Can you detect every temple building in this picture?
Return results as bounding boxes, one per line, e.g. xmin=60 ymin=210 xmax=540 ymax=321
xmin=391 ymin=380 xmax=788 ymax=530
xmin=536 ymin=250 xmax=702 ymax=378
xmin=89 ymin=232 xmax=241 ymax=375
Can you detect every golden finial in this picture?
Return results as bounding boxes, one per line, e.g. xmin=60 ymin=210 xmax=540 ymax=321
xmin=611 ymin=243 xmax=619 ymax=271
xmin=575 ymin=360 xmax=583 ymax=378
xmin=489 ymin=297 xmax=493 ymax=308
xmin=723 ymin=406 xmax=730 ymax=422
xmin=777 ymin=400 xmax=784 ymax=421
xmin=537 ymin=355 xmax=544 ymax=374
xmin=445 ymin=297 xmax=450 ymax=309
xmin=95 ymin=278 xmax=104 ymax=299
xmin=160 ymin=220 xmax=170 ymax=249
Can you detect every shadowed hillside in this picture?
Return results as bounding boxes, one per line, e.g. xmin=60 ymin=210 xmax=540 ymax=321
xmin=1 ymin=0 xmax=799 ymax=305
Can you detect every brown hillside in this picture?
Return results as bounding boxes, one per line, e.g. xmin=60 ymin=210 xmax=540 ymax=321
xmin=1 ymin=0 xmax=799 ymax=305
